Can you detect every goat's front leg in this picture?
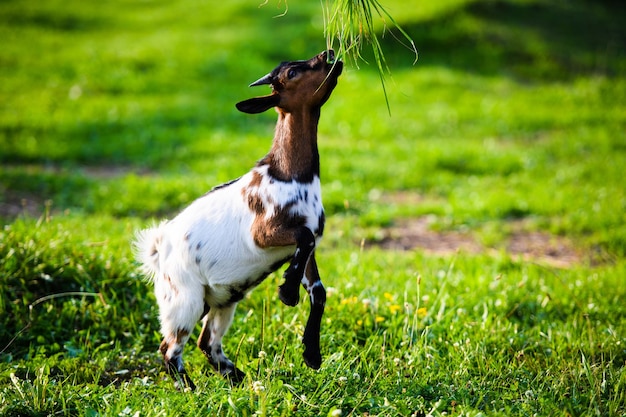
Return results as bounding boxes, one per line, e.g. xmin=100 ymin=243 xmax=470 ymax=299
xmin=301 ymin=254 xmax=326 ymax=369
xmin=279 ymin=226 xmax=316 ymax=307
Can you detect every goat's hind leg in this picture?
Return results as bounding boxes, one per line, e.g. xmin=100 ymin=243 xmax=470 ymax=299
xmin=159 ymin=330 xmax=196 ymax=390
xmin=197 ymin=303 xmax=245 ymax=384
xmin=301 ymin=254 xmax=326 ymax=369
xmin=156 ymin=278 xmax=204 ymax=390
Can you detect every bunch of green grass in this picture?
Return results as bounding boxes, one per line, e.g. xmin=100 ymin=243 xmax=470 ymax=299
xmin=2 ymin=216 xmax=625 ymax=416
xmin=322 ymin=0 xmax=418 ymax=110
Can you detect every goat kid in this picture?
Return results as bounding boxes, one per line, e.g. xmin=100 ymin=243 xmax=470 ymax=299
xmin=134 ymin=50 xmax=342 ymax=389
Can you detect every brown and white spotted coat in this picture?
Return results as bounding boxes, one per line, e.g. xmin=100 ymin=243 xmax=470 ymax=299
xmin=134 ymin=50 xmax=342 ymax=389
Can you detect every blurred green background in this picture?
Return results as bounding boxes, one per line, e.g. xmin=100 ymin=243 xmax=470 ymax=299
xmin=2 ymin=0 xmax=624 ymax=235
xmin=2 ymin=0 xmax=625 ymax=241
xmin=1 ymin=0 xmax=625 ymax=415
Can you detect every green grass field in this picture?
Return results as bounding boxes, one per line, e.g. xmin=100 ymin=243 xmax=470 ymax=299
xmin=1 ymin=0 xmax=625 ymax=415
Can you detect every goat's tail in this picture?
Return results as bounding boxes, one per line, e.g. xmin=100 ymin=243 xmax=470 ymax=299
xmin=133 ymin=224 xmax=163 ymax=282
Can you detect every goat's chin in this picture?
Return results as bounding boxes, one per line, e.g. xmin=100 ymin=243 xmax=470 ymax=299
xmin=319 ymin=63 xmax=342 ymax=105
xmin=318 ymin=87 xmax=337 ymax=108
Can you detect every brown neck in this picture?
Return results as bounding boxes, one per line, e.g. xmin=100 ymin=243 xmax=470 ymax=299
xmin=263 ymin=108 xmax=321 ymax=183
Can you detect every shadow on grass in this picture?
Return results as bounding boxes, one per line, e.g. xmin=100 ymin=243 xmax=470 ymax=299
xmin=0 ymin=102 xmax=273 ymax=167
xmin=376 ymin=0 xmax=626 ymax=81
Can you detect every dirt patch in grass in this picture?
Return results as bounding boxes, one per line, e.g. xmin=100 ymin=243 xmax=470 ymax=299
xmin=0 ymin=191 xmax=49 ymax=219
xmin=372 ymin=217 xmax=482 ymax=254
xmin=1 ymin=180 xmax=583 ymax=268
xmin=505 ymin=223 xmax=582 ymax=268
xmin=0 ymin=164 xmax=150 ymax=220
xmin=368 ymin=217 xmax=583 ymax=268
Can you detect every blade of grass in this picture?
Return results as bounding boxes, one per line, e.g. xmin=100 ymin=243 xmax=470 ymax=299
xmin=322 ymin=0 xmax=418 ymax=112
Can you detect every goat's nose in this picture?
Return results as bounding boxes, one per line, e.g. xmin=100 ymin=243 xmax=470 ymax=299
xmin=323 ymin=49 xmax=335 ymax=63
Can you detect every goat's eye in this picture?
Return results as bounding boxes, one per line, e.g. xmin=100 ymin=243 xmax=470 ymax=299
xmin=287 ymin=69 xmax=298 ymax=79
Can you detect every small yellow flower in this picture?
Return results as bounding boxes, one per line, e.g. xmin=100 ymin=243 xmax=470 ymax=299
xmin=389 ymin=304 xmax=402 ymax=314
xmin=340 ymin=296 xmax=358 ymax=305
xmin=417 ymin=307 xmax=428 ymax=318
xmin=383 ymin=292 xmax=394 ymax=301
xmin=375 ymin=316 xmax=385 ymax=323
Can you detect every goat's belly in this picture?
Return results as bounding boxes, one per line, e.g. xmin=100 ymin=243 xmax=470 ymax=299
xmin=161 ymin=203 xmax=294 ymax=285
xmin=196 ymin=242 xmax=294 ymax=307
xmin=199 ymin=241 xmax=294 ymax=286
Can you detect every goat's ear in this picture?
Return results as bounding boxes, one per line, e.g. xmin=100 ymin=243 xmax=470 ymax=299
xmin=236 ymin=94 xmax=280 ymax=114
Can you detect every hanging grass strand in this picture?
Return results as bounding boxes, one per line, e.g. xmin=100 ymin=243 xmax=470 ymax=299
xmin=322 ymin=0 xmax=418 ymax=112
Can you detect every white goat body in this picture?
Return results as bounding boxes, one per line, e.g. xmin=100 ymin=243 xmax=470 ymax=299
xmin=136 ymin=165 xmax=323 ymax=307
xmin=134 ymin=50 xmax=342 ymax=389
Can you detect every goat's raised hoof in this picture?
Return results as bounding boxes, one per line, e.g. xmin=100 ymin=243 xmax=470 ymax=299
xmin=302 ymin=349 xmax=322 ymax=370
xmin=278 ymin=282 xmax=300 ymax=307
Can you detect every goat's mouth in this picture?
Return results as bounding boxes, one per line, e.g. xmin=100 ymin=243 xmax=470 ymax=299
xmin=325 ymin=49 xmax=337 ymax=64
xmin=328 ymin=60 xmax=343 ymax=80
xmin=324 ymin=49 xmax=342 ymax=67
xmin=324 ymin=49 xmax=343 ymax=77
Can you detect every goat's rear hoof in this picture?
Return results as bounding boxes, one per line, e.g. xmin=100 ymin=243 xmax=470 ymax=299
xmin=165 ymin=360 xmax=197 ymax=391
xmin=173 ymin=372 xmax=197 ymax=391
xmin=223 ymin=367 xmax=246 ymax=385
xmin=302 ymin=349 xmax=322 ymax=370
xmin=279 ymin=283 xmax=299 ymax=307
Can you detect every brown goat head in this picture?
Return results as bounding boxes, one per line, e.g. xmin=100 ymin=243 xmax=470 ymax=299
xmin=236 ymin=49 xmax=343 ymax=114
